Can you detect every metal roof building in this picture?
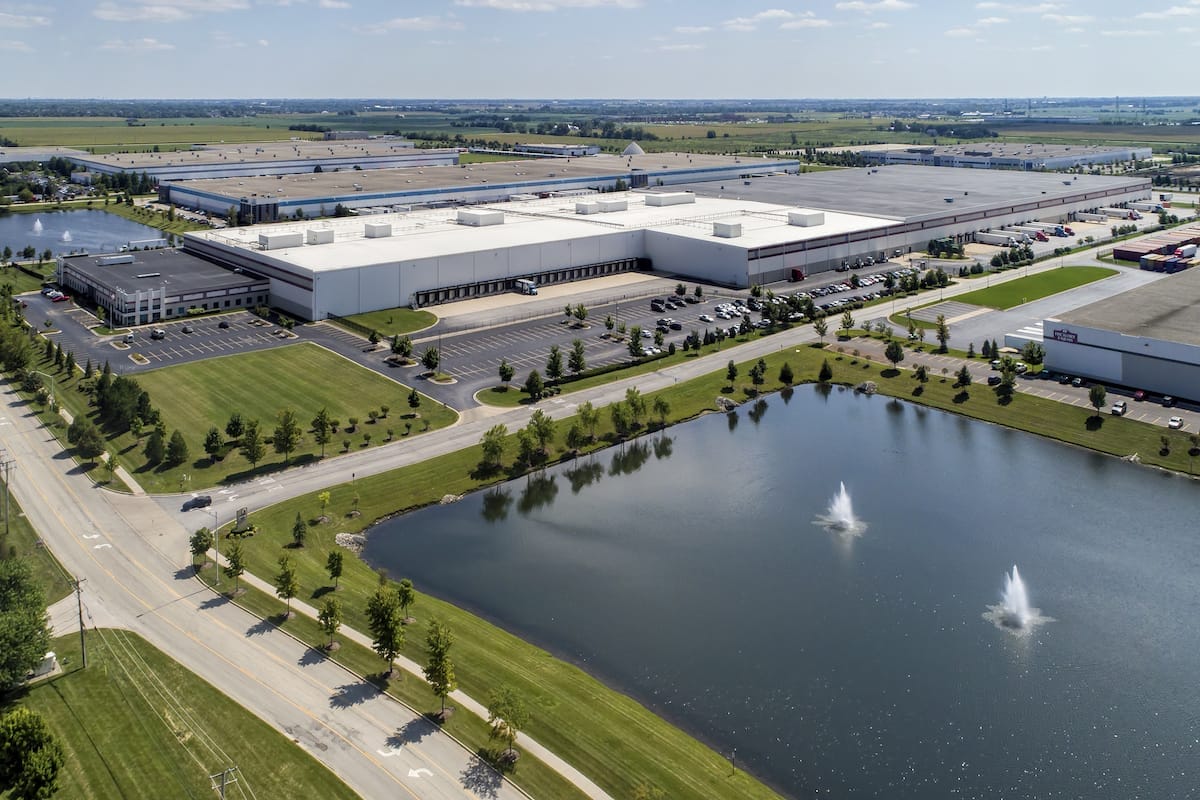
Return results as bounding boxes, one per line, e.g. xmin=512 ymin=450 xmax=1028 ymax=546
xmin=850 ymin=143 xmax=1153 ymax=171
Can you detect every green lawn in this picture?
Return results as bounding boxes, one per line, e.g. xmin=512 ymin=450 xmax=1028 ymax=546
xmin=0 ymin=261 xmax=56 ymax=295
xmin=332 ymin=307 xmax=437 ymax=338
xmin=952 ymin=266 xmax=1116 ymax=309
xmin=33 ymin=342 xmax=456 ymax=493
xmin=0 ymin=484 xmax=74 ymax=604
xmin=5 ymin=631 xmax=357 ymax=800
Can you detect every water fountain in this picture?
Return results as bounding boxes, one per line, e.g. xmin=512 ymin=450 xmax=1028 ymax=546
xmin=61 ymin=230 xmax=72 ymax=243
xmin=814 ymin=481 xmax=866 ymax=536
xmin=984 ymin=564 xmax=1052 ymax=635
xmin=32 ymin=217 xmax=43 ymax=235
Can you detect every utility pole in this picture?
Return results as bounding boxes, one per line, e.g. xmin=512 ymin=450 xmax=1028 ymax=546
xmin=75 ymin=578 xmax=87 ymax=668
xmin=209 ymin=767 xmax=239 ymax=799
xmin=0 ymin=454 xmax=12 ymax=537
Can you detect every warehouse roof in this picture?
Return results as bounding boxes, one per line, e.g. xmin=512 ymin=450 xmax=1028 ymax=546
xmin=671 ymin=165 xmax=1148 ymax=222
xmin=1056 ymin=268 xmax=1200 ymax=348
xmin=185 ymin=192 xmax=893 ymax=273
xmin=848 ymin=142 xmax=1150 ymax=160
xmin=61 ymin=248 xmax=266 ymax=294
xmin=69 ymin=138 xmax=423 ymax=171
xmin=167 ymin=152 xmax=796 ymax=202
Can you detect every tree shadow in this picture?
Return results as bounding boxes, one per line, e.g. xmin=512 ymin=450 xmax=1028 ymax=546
xmin=298 ymin=647 xmax=327 ymax=668
xmin=390 ymin=715 xmax=437 ymax=747
xmin=246 ymin=618 xmax=274 ymax=637
xmin=460 ymin=753 xmax=503 ymax=799
xmin=952 ymin=390 xmax=970 ymax=404
xmin=311 ymin=585 xmax=334 ymax=600
xmin=330 ymin=681 xmax=378 ymax=710
xmin=198 ymin=594 xmax=228 ymax=611
xmin=1085 ymin=415 xmax=1103 ymax=431
xmin=911 ymin=385 xmax=924 ymax=396
xmin=880 ymin=367 xmax=901 ymax=379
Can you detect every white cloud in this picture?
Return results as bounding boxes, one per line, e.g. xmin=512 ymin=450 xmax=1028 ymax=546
xmin=94 ymin=1 xmax=248 ymax=22
xmin=976 ymin=16 xmax=1008 ymax=24
xmin=100 ymin=36 xmax=175 ymax=49
xmin=257 ymin=37 xmax=269 ymax=45
xmin=835 ymin=0 xmax=915 ymax=12
xmin=1099 ymin=28 xmax=1154 ymax=35
xmin=867 ymin=20 xmax=891 ymax=27
xmin=976 ymin=1 xmax=1058 ymax=10
xmin=318 ymin=0 xmax=350 ymax=7
xmin=944 ymin=26 xmax=974 ymax=35
xmin=1030 ymin=43 xmax=1051 ymax=50
xmin=453 ymin=0 xmax=640 ymax=10
xmin=0 ymin=11 xmax=50 ymax=26
xmin=781 ymin=16 xmax=831 ymax=28
xmin=1065 ymin=25 xmax=1083 ymax=32
xmin=674 ymin=25 xmax=711 ymax=34
xmin=356 ymin=15 xmax=463 ymax=33
xmin=0 ymin=38 xmax=31 ymax=50
xmin=659 ymin=42 xmax=703 ymax=51
xmin=1042 ymin=12 xmax=1091 ymax=23
xmin=1136 ymin=5 xmax=1198 ymax=18
xmin=722 ymin=8 xmax=800 ymax=31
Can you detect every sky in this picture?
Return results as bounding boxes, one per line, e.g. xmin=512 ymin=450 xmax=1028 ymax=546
xmin=0 ymin=0 xmax=1194 ymax=99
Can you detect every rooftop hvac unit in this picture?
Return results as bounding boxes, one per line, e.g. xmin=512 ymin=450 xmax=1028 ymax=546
xmin=787 ymin=210 xmax=825 ymax=227
xmin=644 ymin=192 xmax=695 ymax=207
xmin=457 ymin=209 xmax=504 ymax=227
xmin=306 ymin=228 xmax=335 ymax=245
xmin=364 ymin=222 xmax=392 ymax=238
xmin=576 ymin=201 xmax=600 ymax=215
xmin=259 ymin=231 xmax=304 ymax=250
xmin=713 ymin=221 xmax=742 ymax=239
xmin=596 ymin=198 xmax=627 ymax=213
xmin=97 ymin=254 xmax=135 ymax=266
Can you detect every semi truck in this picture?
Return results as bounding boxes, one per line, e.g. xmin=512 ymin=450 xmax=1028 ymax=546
xmin=1100 ymin=207 xmax=1141 ymax=220
xmin=1174 ymin=243 xmax=1197 ymax=259
xmin=975 ymin=231 xmax=1019 ymax=247
xmin=1075 ymin=212 xmax=1109 ymax=223
xmin=1025 ymin=222 xmax=1073 ymax=237
xmin=513 ymin=278 xmax=538 ymax=295
xmin=1006 ymin=226 xmax=1049 ymax=242
xmin=1129 ymin=201 xmax=1164 ymax=214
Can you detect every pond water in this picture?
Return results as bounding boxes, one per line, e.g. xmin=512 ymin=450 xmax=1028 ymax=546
xmin=0 ymin=208 xmax=166 ymax=257
xmin=363 ymin=386 xmax=1200 ymax=798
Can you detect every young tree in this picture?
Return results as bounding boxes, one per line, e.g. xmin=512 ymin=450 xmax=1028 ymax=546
xmin=726 ymin=359 xmax=738 ymax=389
xmin=291 ymin=512 xmax=308 ymax=548
xmin=407 ymin=387 xmax=421 ymax=411
xmin=240 ymin=420 xmax=265 ymax=469
xmin=568 ymin=338 xmax=586 ymax=375
xmin=225 ymin=412 xmax=245 ymax=442
xmin=311 ymin=407 xmax=331 ymax=457
xmin=273 ymin=408 xmax=302 ymax=464
xmin=935 ymin=314 xmax=951 ymax=353
xmin=915 ymin=364 xmax=929 ymax=384
xmin=572 ymin=304 xmax=588 ymax=325
xmin=627 ymin=326 xmax=645 ymax=357
xmin=143 ymin=428 xmax=165 ymax=465
xmin=366 ymin=580 xmax=404 ymax=677
xmin=610 ymin=401 xmax=632 ymax=437
xmin=274 ymin=555 xmax=299 ymax=616
xmin=420 ymin=346 xmax=440 ymax=374
xmin=223 ymin=540 xmax=245 ymax=593
xmin=813 ymin=315 xmax=828 ymax=346
xmin=604 ymin=314 xmax=615 ymax=334
xmin=398 ymin=578 xmax=417 ymax=623
xmin=839 ymin=310 xmax=856 ymax=337
xmin=480 ymin=424 xmax=508 ymax=468
xmin=1089 ymin=384 xmax=1107 ymax=418
xmin=326 ymin=549 xmax=344 ymax=589
xmin=166 ymin=430 xmax=189 ymax=466
xmin=318 ymin=597 xmax=342 ymax=650
xmin=652 ymin=395 xmax=670 ymax=427
xmin=423 ymin=619 xmax=457 ymax=718
xmin=545 ymin=344 xmax=564 ymax=383
xmin=0 ymin=707 xmax=64 ymax=800
xmin=487 ymin=685 xmax=530 ymax=761
xmin=498 ymin=358 xmax=515 ymax=388
xmin=818 ymin=358 xmax=833 ymax=383
xmin=203 ymin=426 xmax=223 ymax=461
xmin=523 ymin=369 xmax=544 ymax=401
xmin=625 ymin=386 xmax=647 ymax=428
xmin=956 ymin=364 xmax=973 ymax=388
xmin=189 ymin=527 xmax=214 ymax=567
xmin=779 ymin=362 xmax=795 ymax=385
xmin=884 ymin=340 xmax=905 ymax=370
xmin=526 ymin=409 xmax=556 ymax=455
xmin=578 ymin=400 xmax=599 ymax=442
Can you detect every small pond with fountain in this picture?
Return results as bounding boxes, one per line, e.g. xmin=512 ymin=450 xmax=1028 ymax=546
xmin=363 ymin=383 xmax=1200 ymax=798
xmin=0 ymin=209 xmax=166 ymax=259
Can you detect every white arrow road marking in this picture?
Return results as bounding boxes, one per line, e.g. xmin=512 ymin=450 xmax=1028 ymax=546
xmin=408 ymin=768 xmax=433 ymax=778
xmin=376 ymin=748 xmax=400 ymax=757
xmin=82 ymin=534 xmax=100 ymax=540
xmin=92 ymin=543 xmax=112 ymax=550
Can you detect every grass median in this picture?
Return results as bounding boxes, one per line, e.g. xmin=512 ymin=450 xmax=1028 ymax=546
xmin=6 ymin=630 xmax=357 ymax=800
xmin=951 ymin=266 xmax=1116 ymax=309
xmin=334 ymin=307 xmax=438 ymax=337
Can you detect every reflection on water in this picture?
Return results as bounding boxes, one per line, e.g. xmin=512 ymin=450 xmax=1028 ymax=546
xmin=516 ymin=472 xmax=557 ymax=515
xmin=609 ymin=439 xmax=651 ymax=477
xmin=651 ymin=435 xmax=673 ymax=460
xmin=748 ymin=397 xmax=769 ymax=425
xmin=565 ymin=459 xmax=604 ymax=495
xmin=480 ymin=488 xmax=512 ymax=523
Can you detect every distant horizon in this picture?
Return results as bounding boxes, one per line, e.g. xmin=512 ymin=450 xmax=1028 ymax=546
xmin=0 ymin=1 xmax=1190 ymax=98
xmin=1 ymin=95 xmax=1197 ymax=105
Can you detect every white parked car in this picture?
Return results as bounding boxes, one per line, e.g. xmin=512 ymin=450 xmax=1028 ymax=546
xmin=699 ymin=314 xmax=714 ymax=323
xmin=1168 ymin=416 xmax=1184 ymax=429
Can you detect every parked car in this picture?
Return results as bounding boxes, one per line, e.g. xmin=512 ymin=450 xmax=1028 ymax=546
xmin=1168 ymin=416 xmax=1184 ymax=430
xmin=150 ymin=328 xmax=166 ymax=339
xmin=1162 ymin=395 xmax=1176 ymax=407
xmin=1133 ymin=390 xmax=1147 ymax=401
xmin=123 ymin=333 xmax=134 ymax=343
xmin=181 ymin=324 xmax=194 ymax=333
xmin=1110 ymin=401 xmax=1127 ymax=416
xmin=699 ymin=314 xmax=714 ymax=323
xmin=1071 ymin=377 xmax=1084 ymax=387
xmin=50 ymin=293 xmax=69 ymax=303
xmin=218 ymin=319 xmax=231 ymax=329
xmin=987 ymin=375 xmax=1002 ymax=386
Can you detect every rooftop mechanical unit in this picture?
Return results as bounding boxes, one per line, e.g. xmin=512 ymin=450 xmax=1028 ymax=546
xmin=787 ymin=210 xmax=825 ymax=227
xmin=306 ymin=228 xmax=335 ymax=245
xmin=644 ymin=192 xmax=695 ymax=207
xmin=259 ymin=231 xmax=303 ymax=250
xmin=713 ymin=221 xmax=742 ymax=239
xmin=457 ymin=209 xmax=504 ymax=227
xmin=364 ymin=222 xmax=393 ymax=238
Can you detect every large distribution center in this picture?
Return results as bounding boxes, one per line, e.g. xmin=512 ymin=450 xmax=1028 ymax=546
xmin=1043 ymin=269 xmax=1200 ymax=401
xmin=159 ymin=152 xmax=801 ymax=222
xmin=175 ymin=165 xmax=1149 ymax=322
xmin=850 ymin=143 xmax=1153 ymax=171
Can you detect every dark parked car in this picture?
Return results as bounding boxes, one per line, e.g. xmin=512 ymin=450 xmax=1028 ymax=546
xmin=1163 ymin=395 xmax=1176 ymax=407
xmin=987 ymin=375 xmax=1002 ymax=386
xmin=218 ymin=320 xmax=231 ymax=329
xmin=183 ymin=495 xmax=213 ymax=511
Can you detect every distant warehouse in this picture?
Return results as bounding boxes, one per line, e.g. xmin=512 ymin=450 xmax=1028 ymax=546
xmin=851 ymin=143 xmax=1153 ymax=171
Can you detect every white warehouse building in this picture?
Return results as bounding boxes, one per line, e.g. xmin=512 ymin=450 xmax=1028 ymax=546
xmin=179 ymin=165 xmax=1150 ymax=321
